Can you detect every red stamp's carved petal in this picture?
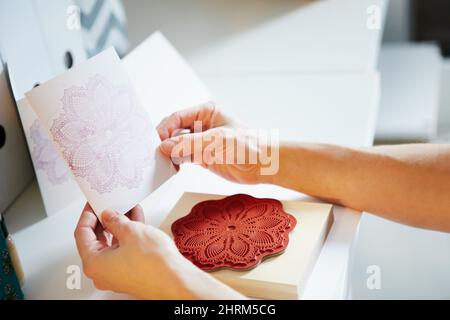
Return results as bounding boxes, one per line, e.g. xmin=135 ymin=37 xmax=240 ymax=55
xmin=201 ymin=205 xmax=227 ymax=222
xmin=171 ymin=194 xmax=297 ymax=271
xmin=204 ymin=237 xmax=228 ymax=260
xmin=224 ymin=198 xmax=245 ymax=219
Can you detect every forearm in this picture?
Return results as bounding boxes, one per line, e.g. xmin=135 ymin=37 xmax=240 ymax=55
xmin=267 ymin=143 xmax=450 ymax=232
xmin=174 ymin=264 xmax=246 ymax=300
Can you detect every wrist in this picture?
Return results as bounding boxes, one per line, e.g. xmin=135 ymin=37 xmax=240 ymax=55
xmin=257 ymin=142 xmax=287 ymax=186
xmin=161 ymin=252 xmax=202 ymax=299
xmin=165 ymin=254 xmax=246 ymax=300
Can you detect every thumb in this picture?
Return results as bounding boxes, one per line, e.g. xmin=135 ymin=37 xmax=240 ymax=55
xmin=101 ymin=210 xmax=131 ymax=240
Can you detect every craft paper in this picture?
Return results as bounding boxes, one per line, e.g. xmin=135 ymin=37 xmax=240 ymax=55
xmin=26 ymin=48 xmax=176 ymax=221
xmin=171 ymin=194 xmax=297 ymax=271
xmin=16 ymin=98 xmax=83 ymax=216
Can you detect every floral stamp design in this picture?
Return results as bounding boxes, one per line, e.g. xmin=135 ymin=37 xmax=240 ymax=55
xmin=50 ymin=75 xmax=151 ymax=194
xmin=30 ymin=120 xmax=69 ymax=185
xmin=171 ymin=194 xmax=297 ymax=271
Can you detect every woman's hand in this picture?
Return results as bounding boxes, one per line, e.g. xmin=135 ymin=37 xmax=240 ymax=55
xmin=74 ymin=203 xmax=245 ymax=299
xmin=157 ymin=102 xmax=278 ymax=184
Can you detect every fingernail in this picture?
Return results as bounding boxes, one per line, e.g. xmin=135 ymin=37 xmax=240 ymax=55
xmin=102 ymin=209 xmax=118 ymax=223
xmin=157 ymin=127 xmax=169 ymax=141
xmin=160 ymin=139 xmax=176 ymax=154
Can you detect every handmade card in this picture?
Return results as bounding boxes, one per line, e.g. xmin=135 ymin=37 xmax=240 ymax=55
xmin=16 ymin=98 xmax=83 ymax=216
xmin=26 ymin=48 xmax=176 ymax=221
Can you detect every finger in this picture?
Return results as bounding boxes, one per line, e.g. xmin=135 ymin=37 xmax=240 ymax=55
xmin=111 ymin=235 xmax=119 ymax=248
xmin=94 ymin=222 xmax=108 ymax=245
xmin=156 ymin=102 xmax=223 ymax=140
xmin=160 ymin=131 xmax=212 ymax=165
xmin=111 ymin=208 xmax=144 ymax=247
xmin=75 ymin=203 xmax=106 ymax=261
xmin=101 ymin=210 xmax=133 ymax=241
xmin=112 ymin=206 xmax=145 ymax=245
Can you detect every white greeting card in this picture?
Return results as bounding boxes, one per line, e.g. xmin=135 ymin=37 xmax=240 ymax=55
xmin=26 ymin=48 xmax=176 ymax=221
xmin=16 ymin=98 xmax=83 ymax=216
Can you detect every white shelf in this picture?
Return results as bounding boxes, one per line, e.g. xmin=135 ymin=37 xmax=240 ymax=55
xmin=376 ymin=43 xmax=442 ymax=141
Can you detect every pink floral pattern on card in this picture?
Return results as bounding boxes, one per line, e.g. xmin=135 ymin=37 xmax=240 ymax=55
xmin=50 ymin=75 xmax=152 ymax=194
xmin=30 ymin=120 xmax=70 ymax=185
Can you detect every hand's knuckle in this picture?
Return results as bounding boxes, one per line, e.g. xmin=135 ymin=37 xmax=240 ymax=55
xmin=121 ymin=223 xmax=135 ymax=237
xmin=109 ymin=215 xmax=123 ymax=225
xmin=200 ymin=100 xmax=214 ymax=110
xmin=169 ymin=111 xmax=179 ymax=119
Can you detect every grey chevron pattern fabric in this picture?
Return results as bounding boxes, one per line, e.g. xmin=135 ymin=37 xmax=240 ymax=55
xmin=75 ymin=0 xmax=129 ymax=57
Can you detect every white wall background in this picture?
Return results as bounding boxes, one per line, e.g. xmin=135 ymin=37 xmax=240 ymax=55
xmin=123 ymin=0 xmax=307 ymax=57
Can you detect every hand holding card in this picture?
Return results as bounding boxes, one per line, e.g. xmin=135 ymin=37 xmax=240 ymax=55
xmin=26 ymin=48 xmax=176 ymax=222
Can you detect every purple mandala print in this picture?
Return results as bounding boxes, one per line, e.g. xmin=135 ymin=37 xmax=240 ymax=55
xmin=30 ymin=120 xmax=70 ymax=185
xmin=50 ymin=75 xmax=151 ymax=194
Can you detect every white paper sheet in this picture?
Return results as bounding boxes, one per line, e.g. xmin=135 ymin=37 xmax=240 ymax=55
xmin=26 ymin=48 xmax=176 ymax=221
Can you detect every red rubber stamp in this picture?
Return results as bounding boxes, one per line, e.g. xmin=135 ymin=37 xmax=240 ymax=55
xmin=171 ymin=194 xmax=297 ymax=271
